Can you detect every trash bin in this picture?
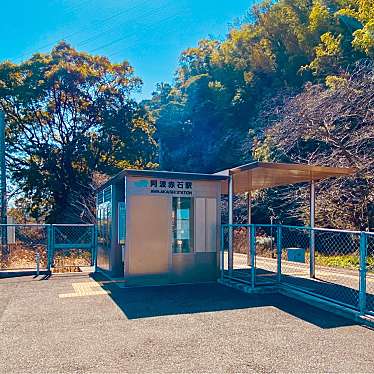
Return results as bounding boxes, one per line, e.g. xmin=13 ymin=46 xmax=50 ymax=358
xmin=287 ymin=247 xmax=306 ymax=263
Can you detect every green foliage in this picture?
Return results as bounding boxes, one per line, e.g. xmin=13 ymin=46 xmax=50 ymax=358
xmin=316 ymin=254 xmax=374 ymax=272
xmin=148 ymin=0 xmax=373 ymax=229
xmin=1 ymin=0 xmax=373 ymax=229
xmin=149 ymin=0 xmax=372 ymax=173
xmin=0 ymin=42 xmax=157 ymax=222
xmin=308 ymin=32 xmax=343 ymax=75
xmin=337 ymin=0 xmax=374 ymax=56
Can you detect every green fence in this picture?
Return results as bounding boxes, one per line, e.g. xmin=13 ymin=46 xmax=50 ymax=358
xmin=221 ymin=224 xmax=374 ymax=316
xmin=0 ymin=224 xmax=97 ymax=273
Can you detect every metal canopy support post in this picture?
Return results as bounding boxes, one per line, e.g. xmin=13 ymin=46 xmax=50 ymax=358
xmin=228 ymin=175 xmax=233 ymax=276
xmin=247 ymin=192 xmax=252 ymax=224
xmin=247 ymin=191 xmax=252 ymax=269
xmin=310 ymin=180 xmax=316 ymax=278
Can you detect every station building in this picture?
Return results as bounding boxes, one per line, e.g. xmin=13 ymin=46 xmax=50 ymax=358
xmin=96 ymin=162 xmax=354 ymax=286
xmin=96 ymin=169 xmax=227 ymax=286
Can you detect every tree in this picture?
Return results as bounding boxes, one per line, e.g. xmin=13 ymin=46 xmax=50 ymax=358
xmin=254 ymin=61 xmax=374 ymax=229
xmin=0 ymin=42 xmax=157 ymax=223
xmin=148 ymin=0 xmax=373 ymax=229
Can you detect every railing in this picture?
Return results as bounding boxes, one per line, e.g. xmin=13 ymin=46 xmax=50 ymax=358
xmin=0 ymin=224 xmax=97 ymax=273
xmin=221 ymin=223 xmax=374 ymax=316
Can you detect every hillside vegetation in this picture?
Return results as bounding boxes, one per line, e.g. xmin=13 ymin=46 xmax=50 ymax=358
xmin=0 ymin=0 xmax=373 ymax=228
xmin=147 ymin=0 xmax=374 ymax=229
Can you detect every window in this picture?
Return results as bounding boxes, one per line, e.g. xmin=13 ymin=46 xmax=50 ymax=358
xmin=172 ymin=197 xmax=194 ymax=253
xmin=96 ymin=186 xmax=112 ymax=270
xmin=118 ymin=202 xmax=126 ymax=245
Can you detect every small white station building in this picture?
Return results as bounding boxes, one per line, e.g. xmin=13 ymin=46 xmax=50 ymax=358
xmin=96 ymin=169 xmax=227 ymax=285
xmin=96 ymin=162 xmax=355 ymax=286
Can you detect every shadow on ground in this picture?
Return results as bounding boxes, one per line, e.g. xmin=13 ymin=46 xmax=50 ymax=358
xmin=91 ymin=272 xmax=356 ymax=329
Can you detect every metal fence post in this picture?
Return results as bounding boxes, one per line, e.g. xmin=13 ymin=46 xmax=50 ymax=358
xmin=228 ymin=176 xmax=233 ymax=276
xmin=220 ymin=226 xmax=224 ymax=280
xmin=50 ymin=225 xmax=55 ymax=272
xmin=359 ymin=232 xmax=367 ymax=314
xmin=91 ymin=224 xmax=98 ymax=272
xmin=47 ymin=224 xmax=52 ymax=272
xmin=250 ymin=224 xmax=256 ymax=288
xmin=35 ymin=251 xmax=40 ymax=276
xmin=309 ymin=228 xmax=315 ymax=278
xmin=309 ymin=180 xmax=316 ymax=278
xmin=277 ymin=225 xmax=282 ymax=283
xmin=90 ymin=224 xmax=95 ymax=267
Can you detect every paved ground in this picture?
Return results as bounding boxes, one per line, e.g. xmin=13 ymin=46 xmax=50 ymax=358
xmin=0 ymin=274 xmax=373 ymax=374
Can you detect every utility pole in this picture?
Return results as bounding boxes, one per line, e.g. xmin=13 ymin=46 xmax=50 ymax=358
xmin=0 ymin=111 xmax=7 ymax=253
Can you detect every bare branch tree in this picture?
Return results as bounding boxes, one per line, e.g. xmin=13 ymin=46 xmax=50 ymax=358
xmin=255 ymin=60 xmax=374 ymax=229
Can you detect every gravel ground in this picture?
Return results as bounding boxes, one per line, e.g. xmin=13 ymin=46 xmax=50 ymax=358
xmin=0 ymin=274 xmax=373 ymax=374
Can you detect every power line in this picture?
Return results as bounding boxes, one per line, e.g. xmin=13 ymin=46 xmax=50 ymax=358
xmin=105 ymin=13 xmax=180 ymax=60
xmin=89 ymin=11 xmax=176 ymax=54
xmin=11 ymin=0 xmax=153 ymax=63
xmin=76 ymin=3 xmax=167 ymax=51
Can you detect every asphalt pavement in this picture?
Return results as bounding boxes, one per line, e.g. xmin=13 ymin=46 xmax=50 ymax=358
xmin=0 ymin=274 xmax=373 ymax=373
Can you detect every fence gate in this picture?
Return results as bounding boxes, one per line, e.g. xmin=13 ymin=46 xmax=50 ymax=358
xmin=49 ymin=224 xmax=97 ymax=273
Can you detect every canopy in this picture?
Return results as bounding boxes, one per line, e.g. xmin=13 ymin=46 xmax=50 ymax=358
xmin=217 ymin=162 xmax=356 ymax=194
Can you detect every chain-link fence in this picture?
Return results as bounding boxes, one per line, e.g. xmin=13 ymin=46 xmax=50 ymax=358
xmin=313 ymin=228 xmax=360 ymax=308
xmin=280 ymin=225 xmax=310 ymax=284
xmin=221 ymin=223 xmax=373 ymax=315
xmin=253 ymin=225 xmax=278 ymax=285
xmin=221 ymin=225 xmax=252 ymax=284
xmin=0 ymin=224 xmax=96 ymax=273
xmin=0 ymin=224 xmax=48 ymax=270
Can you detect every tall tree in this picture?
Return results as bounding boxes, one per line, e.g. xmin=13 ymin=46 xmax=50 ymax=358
xmin=0 ymin=42 xmax=157 ymax=223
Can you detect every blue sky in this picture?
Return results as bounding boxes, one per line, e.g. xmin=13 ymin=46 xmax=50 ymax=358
xmin=0 ymin=0 xmax=255 ymax=99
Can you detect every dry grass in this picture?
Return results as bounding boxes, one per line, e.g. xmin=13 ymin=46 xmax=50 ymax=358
xmin=0 ymin=245 xmax=91 ymax=272
xmin=53 ymin=250 xmax=91 ymax=273
xmin=0 ymin=244 xmax=47 ymax=269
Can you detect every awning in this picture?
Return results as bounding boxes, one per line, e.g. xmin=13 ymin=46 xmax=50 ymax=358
xmin=217 ymin=162 xmax=356 ymax=194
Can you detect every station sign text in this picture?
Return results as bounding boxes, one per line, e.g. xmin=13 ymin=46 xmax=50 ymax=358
xmin=149 ymin=180 xmax=193 ymax=195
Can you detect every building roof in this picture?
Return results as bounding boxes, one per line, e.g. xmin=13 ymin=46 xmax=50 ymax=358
xmin=97 ymin=168 xmax=229 ymax=192
xmin=97 ymin=162 xmax=356 ymax=193
xmin=216 ymin=161 xmax=356 ymax=193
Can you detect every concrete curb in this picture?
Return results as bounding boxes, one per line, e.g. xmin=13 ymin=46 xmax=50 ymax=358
xmin=217 ymin=278 xmax=279 ymax=294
